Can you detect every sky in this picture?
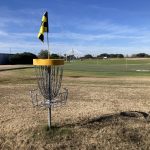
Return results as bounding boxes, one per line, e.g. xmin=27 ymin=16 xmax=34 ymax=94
xmin=1 ymin=0 xmax=150 ymax=56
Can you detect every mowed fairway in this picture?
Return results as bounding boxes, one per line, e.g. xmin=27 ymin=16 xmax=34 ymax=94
xmin=0 ymin=59 xmax=150 ymax=149
xmin=64 ymin=58 xmax=150 ymax=77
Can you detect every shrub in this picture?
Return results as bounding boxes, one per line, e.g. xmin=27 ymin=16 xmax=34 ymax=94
xmin=9 ymin=52 xmax=37 ymax=64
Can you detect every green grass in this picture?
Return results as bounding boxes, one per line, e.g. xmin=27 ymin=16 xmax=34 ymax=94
xmin=0 ymin=58 xmax=150 ymax=84
xmin=0 ymin=68 xmax=36 ymax=84
xmin=64 ymin=59 xmax=150 ymax=77
xmin=67 ymin=58 xmax=150 ymax=65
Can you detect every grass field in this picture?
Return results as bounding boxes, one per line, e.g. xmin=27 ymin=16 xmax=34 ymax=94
xmin=64 ymin=58 xmax=150 ymax=77
xmin=0 ymin=58 xmax=150 ymax=149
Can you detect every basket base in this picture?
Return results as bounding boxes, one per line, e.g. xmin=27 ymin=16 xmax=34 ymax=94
xmin=30 ymin=88 xmax=68 ymax=108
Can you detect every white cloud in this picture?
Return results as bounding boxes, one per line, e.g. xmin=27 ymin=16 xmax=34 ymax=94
xmin=77 ymin=20 xmax=142 ymax=35
xmin=1 ymin=38 xmax=150 ymax=56
xmin=50 ymin=42 xmax=150 ymax=56
xmin=0 ymin=30 xmax=8 ymax=36
xmin=1 ymin=7 xmax=150 ymax=56
xmin=51 ymin=31 xmax=144 ymax=41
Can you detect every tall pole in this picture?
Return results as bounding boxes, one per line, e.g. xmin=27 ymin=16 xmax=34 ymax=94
xmin=47 ymin=32 xmax=50 ymax=59
xmin=48 ymin=106 xmax=51 ymax=128
xmin=47 ymin=30 xmax=51 ymax=129
xmin=48 ymin=63 xmax=52 ymax=129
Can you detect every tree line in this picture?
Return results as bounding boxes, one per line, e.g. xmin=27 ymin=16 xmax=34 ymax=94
xmin=81 ymin=53 xmax=150 ymax=59
xmin=9 ymin=50 xmax=63 ymax=64
xmin=8 ymin=50 xmax=150 ymax=64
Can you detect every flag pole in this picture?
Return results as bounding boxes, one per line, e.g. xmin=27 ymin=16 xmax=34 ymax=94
xmin=47 ymin=32 xmax=50 ymax=59
xmin=46 ymin=25 xmax=52 ymax=129
xmin=46 ymin=11 xmax=50 ymax=59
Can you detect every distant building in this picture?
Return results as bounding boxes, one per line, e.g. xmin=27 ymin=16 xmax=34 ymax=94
xmin=103 ymin=56 xmax=108 ymax=59
xmin=0 ymin=53 xmax=13 ymax=65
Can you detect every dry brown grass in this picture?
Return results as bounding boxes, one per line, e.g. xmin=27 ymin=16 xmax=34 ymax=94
xmin=0 ymin=71 xmax=150 ymax=149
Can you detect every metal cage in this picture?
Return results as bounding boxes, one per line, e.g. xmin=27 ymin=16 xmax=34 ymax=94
xmin=30 ymin=59 xmax=68 ymax=128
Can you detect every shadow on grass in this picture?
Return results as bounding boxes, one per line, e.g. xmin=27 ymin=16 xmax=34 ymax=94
xmin=35 ymin=111 xmax=150 ymax=137
xmin=87 ymin=111 xmax=150 ymax=124
xmin=68 ymin=75 xmax=83 ymax=78
xmin=30 ymin=111 xmax=150 ymax=149
xmin=56 ymin=111 xmax=150 ymax=129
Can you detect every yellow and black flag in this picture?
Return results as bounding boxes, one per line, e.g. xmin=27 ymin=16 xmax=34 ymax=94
xmin=38 ymin=11 xmax=49 ymax=42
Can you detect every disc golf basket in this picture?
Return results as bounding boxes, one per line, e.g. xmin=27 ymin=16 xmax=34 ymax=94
xmin=30 ymin=59 xmax=68 ymax=128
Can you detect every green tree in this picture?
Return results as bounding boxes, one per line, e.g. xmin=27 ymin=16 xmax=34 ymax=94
xmin=38 ymin=50 xmax=50 ymax=58
xmin=84 ymin=54 xmax=93 ymax=59
xmin=9 ymin=52 xmax=37 ymax=64
xmin=50 ymin=53 xmax=60 ymax=59
xmin=97 ymin=53 xmax=110 ymax=58
xmin=38 ymin=50 xmax=62 ymax=59
xmin=135 ymin=53 xmax=149 ymax=58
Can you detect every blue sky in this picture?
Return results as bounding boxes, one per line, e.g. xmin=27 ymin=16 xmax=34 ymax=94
xmin=1 ymin=0 xmax=150 ymax=56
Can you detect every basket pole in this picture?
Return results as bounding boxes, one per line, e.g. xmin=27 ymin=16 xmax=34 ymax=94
xmin=48 ymin=107 xmax=51 ymax=128
xmin=47 ymin=27 xmax=51 ymax=128
xmin=48 ymin=66 xmax=51 ymax=128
